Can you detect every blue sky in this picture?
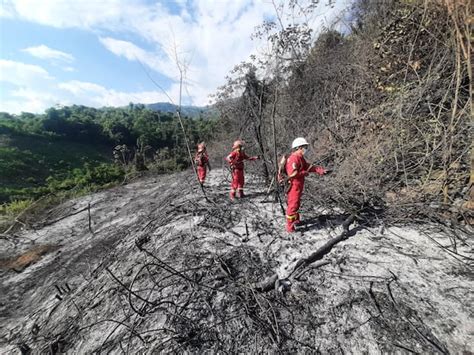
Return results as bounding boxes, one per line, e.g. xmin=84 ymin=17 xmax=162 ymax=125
xmin=0 ymin=0 xmax=352 ymax=114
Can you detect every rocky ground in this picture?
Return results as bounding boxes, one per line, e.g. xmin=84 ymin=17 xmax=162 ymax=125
xmin=0 ymin=170 xmax=472 ymax=353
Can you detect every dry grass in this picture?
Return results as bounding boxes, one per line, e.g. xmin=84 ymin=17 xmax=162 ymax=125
xmin=215 ymin=0 xmax=472 ymax=227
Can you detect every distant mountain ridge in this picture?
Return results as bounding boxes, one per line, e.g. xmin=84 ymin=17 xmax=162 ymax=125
xmin=145 ymin=102 xmax=214 ymax=118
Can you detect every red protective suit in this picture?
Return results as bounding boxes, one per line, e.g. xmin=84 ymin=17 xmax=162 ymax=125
xmin=285 ymin=151 xmax=326 ymax=232
xmin=194 ymin=151 xmax=210 ymax=184
xmin=226 ymin=149 xmax=258 ymax=199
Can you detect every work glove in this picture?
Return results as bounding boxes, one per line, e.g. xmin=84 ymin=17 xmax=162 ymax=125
xmin=313 ymin=166 xmax=326 ymax=176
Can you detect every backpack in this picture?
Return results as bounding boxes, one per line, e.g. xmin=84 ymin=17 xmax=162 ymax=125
xmin=195 ymin=152 xmax=208 ymax=167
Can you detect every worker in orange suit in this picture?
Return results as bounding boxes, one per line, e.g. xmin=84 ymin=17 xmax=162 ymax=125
xmin=194 ymin=142 xmax=211 ymax=185
xmin=226 ymin=140 xmax=259 ymax=200
xmin=285 ymin=137 xmax=326 ymax=233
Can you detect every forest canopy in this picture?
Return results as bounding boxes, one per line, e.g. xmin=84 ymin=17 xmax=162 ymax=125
xmin=0 ymin=104 xmax=217 ymax=204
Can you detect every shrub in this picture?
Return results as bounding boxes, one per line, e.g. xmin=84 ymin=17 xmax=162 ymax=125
xmin=0 ymin=199 xmax=33 ymax=216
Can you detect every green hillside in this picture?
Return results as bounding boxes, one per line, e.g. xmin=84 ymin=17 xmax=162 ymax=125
xmin=0 ymin=104 xmax=217 ymax=204
xmin=0 ymin=133 xmax=111 ymax=202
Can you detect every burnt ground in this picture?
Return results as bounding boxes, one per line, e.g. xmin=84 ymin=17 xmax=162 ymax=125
xmin=0 ymin=170 xmax=472 ymax=353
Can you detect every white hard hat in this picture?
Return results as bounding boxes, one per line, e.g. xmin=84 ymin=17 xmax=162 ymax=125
xmin=291 ymin=137 xmax=309 ymax=149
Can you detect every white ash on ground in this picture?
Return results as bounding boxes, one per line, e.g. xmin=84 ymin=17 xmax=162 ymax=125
xmin=0 ymin=170 xmax=472 ymax=353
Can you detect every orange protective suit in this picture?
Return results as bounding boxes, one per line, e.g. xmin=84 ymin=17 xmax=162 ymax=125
xmin=285 ymin=151 xmax=326 ymax=232
xmin=226 ymin=148 xmax=258 ymax=199
xmin=194 ymin=149 xmax=210 ymax=184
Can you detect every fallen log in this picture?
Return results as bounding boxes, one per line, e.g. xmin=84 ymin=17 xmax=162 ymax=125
xmin=40 ymin=206 xmax=90 ymax=227
xmin=255 ymin=214 xmax=357 ymax=293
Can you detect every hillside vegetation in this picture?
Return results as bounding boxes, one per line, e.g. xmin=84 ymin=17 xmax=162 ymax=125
xmin=0 ymin=104 xmax=217 ymax=205
xmin=214 ymin=0 xmax=472 ymax=228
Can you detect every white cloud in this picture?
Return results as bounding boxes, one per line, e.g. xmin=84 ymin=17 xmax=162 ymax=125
xmin=3 ymin=0 xmax=277 ymax=106
xmin=0 ymin=1 xmax=15 ymax=18
xmin=2 ymin=0 xmax=352 ymax=108
xmin=96 ymin=1 xmax=278 ymax=105
xmin=0 ymin=58 xmax=176 ymax=113
xmin=4 ymin=88 xmax=61 ymax=113
xmin=22 ymin=44 xmax=74 ymax=62
xmin=58 ymin=80 xmax=177 ymax=107
xmin=0 ymin=99 xmax=47 ymax=114
xmin=58 ymin=80 xmax=105 ymax=96
xmin=3 ymin=0 xmax=126 ymax=29
xmin=0 ymin=59 xmax=53 ymax=86
xmin=0 ymin=60 xmax=58 ymax=113
xmin=0 ymin=77 xmax=178 ymax=113
xmin=99 ymin=37 xmax=176 ymax=78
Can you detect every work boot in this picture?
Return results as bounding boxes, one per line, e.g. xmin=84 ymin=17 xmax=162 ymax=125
xmin=230 ymin=191 xmax=236 ymax=200
xmin=238 ymin=190 xmax=245 ymax=198
xmin=287 ymin=218 xmax=303 ymax=233
xmin=286 ymin=221 xmax=296 ymax=233
xmin=293 ymin=222 xmax=305 ymax=233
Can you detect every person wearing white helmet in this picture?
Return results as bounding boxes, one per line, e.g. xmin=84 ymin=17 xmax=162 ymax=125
xmin=226 ymin=139 xmax=260 ymax=200
xmin=284 ymin=137 xmax=327 ymax=232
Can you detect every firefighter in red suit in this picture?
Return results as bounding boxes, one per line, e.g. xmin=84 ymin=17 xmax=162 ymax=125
xmin=285 ymin=137 xmax=326 ymax=233
xmin=194 ymin=142 xmax=211 ymax=184
xmin=226 ymin=140 xmax=259 ymax=199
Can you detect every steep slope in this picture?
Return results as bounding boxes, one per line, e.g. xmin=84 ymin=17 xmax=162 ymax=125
xmin=0 ymin=132 xmax=112 ymax=202
xmin=0 ymin=171 xmax=472 ymax=353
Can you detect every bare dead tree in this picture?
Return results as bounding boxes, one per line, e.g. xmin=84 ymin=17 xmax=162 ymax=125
xmin=136 ymin=43 xmax=208 ymax=199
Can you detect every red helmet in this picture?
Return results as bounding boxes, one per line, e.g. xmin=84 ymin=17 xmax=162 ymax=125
xmin=197 ymin=142 xmax=206 ymax=152
xmin=232 ymin=140 xmax=243 ymax=149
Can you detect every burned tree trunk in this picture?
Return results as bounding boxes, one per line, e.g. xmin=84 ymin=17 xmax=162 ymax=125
xmin=255 ymin=214 xmax=357 ymax=293
xmin=243 ymin=69 xmax=271 ymax=184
